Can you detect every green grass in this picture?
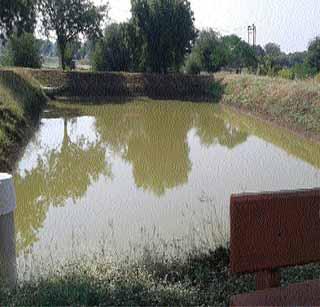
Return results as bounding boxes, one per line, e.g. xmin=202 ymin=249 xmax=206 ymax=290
xmin=0 ymin=247 xmax=253 ymax=306
xmin=2 ymin=246 xmax=320 ymax=306
xmin=0 ymin=69 xmax=47 ymax=170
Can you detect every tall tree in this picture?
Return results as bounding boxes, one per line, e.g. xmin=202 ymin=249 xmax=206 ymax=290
xmin=223 ymin=35 xmax=257 ymax=71
xmin=38 ymin=0 xmax=108 ymax=69
xmin=306 ymin=36 xmax=320 ymax=73
xmin=92 ymin=23 xmax=133 ymax=72
xmin=191 ymin=29 xmax=226 ymax=73
xmin=131 ymin=0 xmax=197 ymax=73
xmin=2 ymin=32 xmax=42 ymax=68
xmin=0 ymin=0 xmax=37 ymax=40
xmin=264 ymin=42 xmax=282 ymax=57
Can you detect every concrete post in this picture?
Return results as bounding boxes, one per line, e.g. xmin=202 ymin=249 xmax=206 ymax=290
xmin=0 ymin=173 xmax=17 ymax=289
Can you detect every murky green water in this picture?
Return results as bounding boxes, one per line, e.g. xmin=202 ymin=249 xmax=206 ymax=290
xmin=13 ymin=99 xmax=320 ymax=277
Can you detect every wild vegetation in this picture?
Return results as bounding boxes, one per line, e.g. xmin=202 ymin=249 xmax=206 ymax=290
xmin=219 ymin=73 xmax=320 ymax=138
xmin=1 ymin=243 xmax=320 ymax=306
xmin=0 ymin=69 xmax=47 ymax=170
xmin=0 ymin=33 xmax=42 ymax=68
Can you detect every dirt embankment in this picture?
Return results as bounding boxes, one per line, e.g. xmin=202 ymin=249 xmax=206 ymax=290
xmin=217 ymin=73 xmax=320 ymax=142
xmin=28 ymin=69 xmax=221 ymax=101
xmin=30 ymin=70 xmax=320 ymax=141
xmin=3 ymin=69 xmax=320 ymax=172
xmin=0 ymin=69 xmax=47 ymax=171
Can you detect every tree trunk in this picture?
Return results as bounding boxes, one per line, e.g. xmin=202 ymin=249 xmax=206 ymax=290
xmin=58 ymin=41 xmax=66 ymax=70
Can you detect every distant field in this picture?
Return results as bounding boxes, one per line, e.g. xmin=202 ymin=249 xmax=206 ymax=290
xmin=42 ymin=56 xmax=91 ymax=70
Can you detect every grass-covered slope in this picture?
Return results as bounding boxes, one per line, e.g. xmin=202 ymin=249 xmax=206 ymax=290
xmin=219 ymin=73 xmax=320 ymax=138
xmin=0 ymin=69 xmax=47 ymax=171
xmin=29 ymin=69 xmax=222 ymax=101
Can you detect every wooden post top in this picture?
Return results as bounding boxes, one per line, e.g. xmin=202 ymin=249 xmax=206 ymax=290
xmin=0 ymin=173 xmax=16 ymax=216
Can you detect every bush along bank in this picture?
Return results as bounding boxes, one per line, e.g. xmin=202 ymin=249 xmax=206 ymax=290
xmin=29 ymin=69 xmax=223 ymax=102
xmin=0 ymin=69 xmax=47 ymax=171
xmin=219 ymin=73 xmax=320 ymax=139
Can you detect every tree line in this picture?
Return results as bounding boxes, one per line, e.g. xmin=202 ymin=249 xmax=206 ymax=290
xmin=1 ymin=0 xmax=320 ymax=78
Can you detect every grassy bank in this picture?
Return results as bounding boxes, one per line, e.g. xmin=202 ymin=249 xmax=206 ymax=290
xmin=0 ymin=69 xmax=47 ymax=171
xmin=219 ymin=73 xmax=320 ymax=139
xmin=28 ymin=69 xmax=222 ymax=101
xmin=2 ymin=246 xmax=320 ymax=306
xmin=30 ymin=69 xmax=320 ymax=140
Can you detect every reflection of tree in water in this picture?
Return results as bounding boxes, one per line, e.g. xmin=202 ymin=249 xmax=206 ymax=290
xmin=14 ymin=164 xmax=50 ymax=252
xmin=96 ymin=103 xmax=193 ymax=196
xmin=95 ymin=102 xmax=248 ymax=196
xmin=14 ymin=103 xmax=248 ymax=252
xmin=14 ymin=117 xmax=111 ymax=252
xmin=195 ymin=110 xmax=248 ymax=149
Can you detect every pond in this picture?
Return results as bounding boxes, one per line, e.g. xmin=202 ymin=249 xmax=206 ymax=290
xmin=13 ymin=99 xmax=320 ymax=279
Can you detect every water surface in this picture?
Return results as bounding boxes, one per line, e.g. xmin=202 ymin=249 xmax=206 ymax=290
xmin=14 ymin=100 xmax=320 ymax=278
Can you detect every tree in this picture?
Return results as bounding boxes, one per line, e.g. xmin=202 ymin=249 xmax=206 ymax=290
xmin=38 ymin=0 xmax=108 ymax=70
xmin=306 ymin=36 xmax=320 ymax=73
xmin=222 ymin=35 xmax=257 ymax=71
xmin=264 ymin=42 xmax=282 ymax=57
xmin=0 ymin=0 xmax=37 ymax=40
xmin=131 ymin=0 xmax=197 ymax=73
xmin=1 ymin=32 xmax=42 ymax=68
xmin=184 ymin=52 xmax=201 ymax=74
xmin=254 ymin=45 xmax=265 ymax=58
xmin=92 ymin=23 xmax=133 ymax=72
xmin=190 ymin=29 xmax=226 ymax=72
xmin=64 ymin=39 xmax=82 ymax=67
xmin=78 ymin=39 xmax=96 ymax=59
xmin=286 ymin=51 xmax=307 ymax=68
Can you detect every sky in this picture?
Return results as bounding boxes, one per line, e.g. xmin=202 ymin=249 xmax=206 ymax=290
xmin=101 ymin=0 xmax=320 ymax=53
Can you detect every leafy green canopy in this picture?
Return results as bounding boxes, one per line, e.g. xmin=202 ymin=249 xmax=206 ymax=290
xmin=307 ymin=36 xmax=320 ymax=73
xmin=131 ymin=0 xmax=197 ymax=73
xmin=222 ymin=35 xmax=257 ymax=70
xmin=0 ymin=0 xmax=37 ymax=40
xmin=185 ymin=30 xmax=257 ymax=74
xmin=192 ymin=30 xmax=226 ymax=73
xmin=38 ymin=0 xmax=108 ymax=69
xmin=92 ymin=23 xmax=133 ymax=72
xmin=1 ymin=32 xmax=42 ymax=68
xmin=264 ymin=42 xmax=282 ymax=57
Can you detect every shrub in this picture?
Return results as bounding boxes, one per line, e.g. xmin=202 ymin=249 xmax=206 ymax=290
xmin=278 ymin=68 xmax=294 ymax=80
xmin=291 ymin=63 xmax=314 ymax=79
xmin=314 ymin=72 xmax=320 ymax=82
xmin=1 ymin=33 xmax=42 ymax=68
xmin=210 ymin=81 xmax=224 ymax=102
xmin=63 ymin=41 xmax=81 ymax=69
xmin=184 ymin=53 xmax=201 ymax=74
xmin=306 ymin=36 xmax=320 ymax=73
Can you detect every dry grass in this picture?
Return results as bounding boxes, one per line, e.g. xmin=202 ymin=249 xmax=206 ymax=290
xmin=218 ymin=73 xmax=320 ymax=137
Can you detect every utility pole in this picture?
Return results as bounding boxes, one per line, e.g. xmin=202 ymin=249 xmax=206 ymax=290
xmin=248 ymin=24 xmax=256 ymax=47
